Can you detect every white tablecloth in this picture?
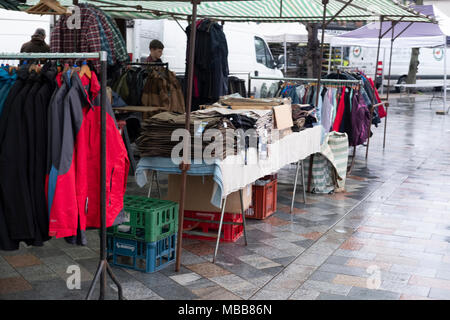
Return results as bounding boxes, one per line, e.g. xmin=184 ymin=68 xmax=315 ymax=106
xmin=217 ymin=125 xmax=322 ymax=196
xmin=136 ymin=125 xmax=322 ymax=207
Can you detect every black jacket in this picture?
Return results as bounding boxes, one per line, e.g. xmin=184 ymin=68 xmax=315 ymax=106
xmin=32 ymin=63 xmax=57 ymax=245
xmin=0 ymin=69 xmax=36 ymax=242
xmin=0 ymin=66 xmax=28 ymax=250
xmin=186 ymin=20 xmax=229 ymax=102
xmin=0 ymin=63 xmax=57 ymax=250
xmin=20 ymin=36 xmax=50 ymax=53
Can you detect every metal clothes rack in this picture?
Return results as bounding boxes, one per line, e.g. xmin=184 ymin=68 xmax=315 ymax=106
xmin=0 ymin=51 xmax=123 ymax=300
xmin=336 ymin=66 xmax=368 ymax=73
xmin=248 ymin=75 xmax=362 ymax=97
xmin=126 ymin=61 xmax=169 ymax=69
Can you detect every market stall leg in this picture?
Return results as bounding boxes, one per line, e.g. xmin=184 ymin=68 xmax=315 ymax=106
xmin=384 ymin=22 xmax=396 ymax=149
xmin=239 ymin=189 xmax=248 ymax=246
xmin=290 ymin=160 xmax=301 ymax=213
xmin=301 ymin=160 xmax=306 ymax=204
xmin=213 ymin=197 xmax=227 ymax=264
xmin=176 ymin=0 xmax=200 ymax=272
xmin=444 ymin=40 xmax=448 ymax=114
xmin=147 ymin=170 xmax=161 ymax=199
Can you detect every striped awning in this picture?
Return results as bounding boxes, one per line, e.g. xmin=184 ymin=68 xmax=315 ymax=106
xmin=0 ymin=0 xmax=22 ymax=10
xmin=21 ymin=0 xmax=435 ymax=23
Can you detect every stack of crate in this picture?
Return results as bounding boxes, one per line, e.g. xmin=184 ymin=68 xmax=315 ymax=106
xmin=106 ymin=195 xmax=179 ymax=273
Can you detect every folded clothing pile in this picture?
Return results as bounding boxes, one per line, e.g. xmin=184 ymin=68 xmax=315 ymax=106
xmin=136 ymin=112 xmax=236 ymax=160
xmin=218 ymin=95 xmax=286 ymax=109
xmin=195 ymin=107 xmax=274 ymax=145
xmin=291 ymin=104 xmax=317 ymax=132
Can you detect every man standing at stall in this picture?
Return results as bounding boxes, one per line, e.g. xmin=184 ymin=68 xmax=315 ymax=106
xmin=20 ymin=28 xmax=50 ymax=53
xmin=147 ymin=39 xmax=164 ymax=63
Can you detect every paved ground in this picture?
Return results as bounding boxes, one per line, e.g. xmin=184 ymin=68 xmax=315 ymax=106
xmin=1 ymin=95 xmax=450 ymax=300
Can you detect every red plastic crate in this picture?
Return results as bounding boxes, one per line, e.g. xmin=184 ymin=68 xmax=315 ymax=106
xmin=182 ymin=210 xmax=243 ymax=242
xmin=246 ymin=178 xmax=277 ymax=220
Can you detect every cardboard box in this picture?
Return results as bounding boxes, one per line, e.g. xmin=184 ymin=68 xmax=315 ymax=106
xmin=273 ymin=104 xmax=293 ymax=130
xmin=166 ymin=175 xmax=252 ymax=214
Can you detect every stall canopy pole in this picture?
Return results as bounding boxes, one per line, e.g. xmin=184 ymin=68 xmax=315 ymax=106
xmin=381 ymin=48 xmax=386 ymax=95
xmin=315 ymin=0 xmax=329 ymax=108
xmin=284 ymin=34 xmax=287 ymax=75
xmin=175 ymin=0 xmax=199 ymax=272
xmin=384 ymin=21 xmax=396 ymax=149
xmin=374 ymin=16 xmax=384 ymax=87
xmin=373 ymin=16 xmax=384 ymax=155
xmin=444 ymin=37 xmax=448 ymax=114
xmin=328 ymin=44 xmax=332 ymax=73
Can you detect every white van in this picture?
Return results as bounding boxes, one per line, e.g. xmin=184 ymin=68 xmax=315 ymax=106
xmin=126 ymin=19 xmax=284 ymax=97
xmin=347 ymin=45 xmax=450 ymax=92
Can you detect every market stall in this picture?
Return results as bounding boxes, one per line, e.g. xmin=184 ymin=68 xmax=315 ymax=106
xmin=1 ymin=0 xmax=433 ymax=301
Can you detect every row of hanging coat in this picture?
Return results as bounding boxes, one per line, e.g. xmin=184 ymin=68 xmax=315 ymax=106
xmin=186 ymin=19 xmax=230 ymax=110
xmin=0 ymin=61 xmax=130 ymax=250
xmin=323 ymin=71 xmax=387 ymax=126
xmin=50 ymin=3 xmax=129 ymax=72
xmin=276 ymin=73 xmax=385 ymax=148
xmin=112 ymin=64 xmax=186 ymax=113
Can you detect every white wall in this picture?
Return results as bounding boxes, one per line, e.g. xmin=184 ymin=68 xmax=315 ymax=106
xmin=0 ymin=8 xmax=51 ymax=55
xmin=424 ymin=0 xmax=450 ymax=13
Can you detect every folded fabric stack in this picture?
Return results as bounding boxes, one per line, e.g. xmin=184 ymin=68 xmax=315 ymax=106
xmin=195 ymin=107 xmax=274 ymax=144
xmin=136 ymin=112 xmax=236 ymax=160
xmin=291 ymin=104 xmax=317 ymax=132
xmin=218 ymin=95 xmax=286 ymax=110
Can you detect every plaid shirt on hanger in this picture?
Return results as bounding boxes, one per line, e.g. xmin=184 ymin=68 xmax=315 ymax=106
xmin=100 ymin=9 xmax=129 ymax=63
xmin=86 ymin=5 xmax=116 ymax=65
xmin=50 ymin=6 xmax=102 ymax=71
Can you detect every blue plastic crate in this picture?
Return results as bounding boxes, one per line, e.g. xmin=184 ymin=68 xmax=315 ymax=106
xmin=107 ymin=234 xmax=177 ymax=273
xmin=107 ymin=235 xmax=114 ymax=253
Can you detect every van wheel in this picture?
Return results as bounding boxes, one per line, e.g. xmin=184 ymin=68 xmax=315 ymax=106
xmin=396 ymin=76 xmax=407 ymax=93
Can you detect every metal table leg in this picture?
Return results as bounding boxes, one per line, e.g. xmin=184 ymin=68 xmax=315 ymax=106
xmin=301 ymin=160 xmax=306 ymax=204
xmin=290 ymin=160 xmax=301 ymax=214
xmin=213 ymin=197 xmax=227 ymax=264
xmin=239 ymin=189 xmax=248 ymax=246
xmin=147 ymin=170 xmax=161 ymax=199
xmin=147 ymin=170 xmax=153 ymax=198
xmin=155 ymin=171 xmax=161 ymax=198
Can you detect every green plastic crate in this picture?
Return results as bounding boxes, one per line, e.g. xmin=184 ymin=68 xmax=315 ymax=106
xmin=107 ymin=196 xmax=179 ymax=243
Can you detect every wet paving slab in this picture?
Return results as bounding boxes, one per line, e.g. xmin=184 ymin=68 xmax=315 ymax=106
xmin=1 ymin=96 xmax=450 ymax=300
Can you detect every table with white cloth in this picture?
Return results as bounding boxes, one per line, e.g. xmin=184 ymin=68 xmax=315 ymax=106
xmin=135 ymin=125 xmax=322 ymax=263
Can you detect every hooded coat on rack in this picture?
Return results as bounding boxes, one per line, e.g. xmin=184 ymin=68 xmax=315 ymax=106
xmin=48 ymin=71 xmax=129 ymax=238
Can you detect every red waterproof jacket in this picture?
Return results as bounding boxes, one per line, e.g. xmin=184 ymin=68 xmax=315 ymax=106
xmin=48 ymin=71 xmax=129 ymax=238
xmin=367 ymin=77 xmax=386 ymax=118
xmin=332 ymin=86 xmax=347 ymax=132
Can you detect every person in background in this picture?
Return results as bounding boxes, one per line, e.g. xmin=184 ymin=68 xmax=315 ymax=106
xmin=20 ymin=28 xmax=50 ymax=53
xmin=147 ymin=39 xmax=164 ymax=63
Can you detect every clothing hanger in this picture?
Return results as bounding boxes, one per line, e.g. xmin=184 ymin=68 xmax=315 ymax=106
xmin=8 ymin=66 xmax=17 ymax=75
xmin=62 ymin=63 xmax=70 ymax=74
xmin=26 ymin=0 xmax=70 ymax=15
xmin=70 ymin=64 xmax=80 ymax=78
xmin=79 ymin=61 xmax=91 ymax=79
xmin=29 ymin=63 xmax=39 ymax=74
